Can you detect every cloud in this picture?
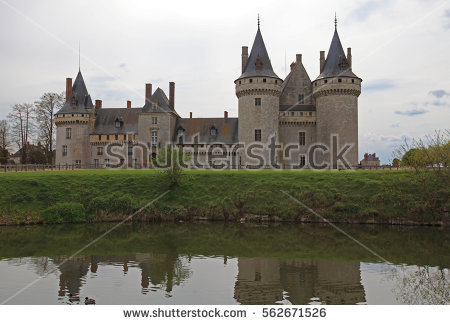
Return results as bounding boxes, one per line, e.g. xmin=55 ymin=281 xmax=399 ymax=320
xmin=444 ymin=9 xmax=450 ymax=29
xmin=390 ymin=123 xmax=400 ymax=128
xmin=395 ymin=108 xmax=428 ymax=116
xmin=351 ymin=0 xmax=386 ymax=21
xmin=119 ymin=63 xmax=126 ymax=68
xmin=363 ymin=79 xmax=396 ymax=92
xmin=429 ymin=89 xmax=450 ymax=98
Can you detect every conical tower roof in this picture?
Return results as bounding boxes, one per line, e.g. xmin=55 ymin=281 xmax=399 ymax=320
xmin=57 ymin=70 xmax=94 ymax=114
xmin=316 ymin=29 xmax=358 ymax=80
xmin=238 ymin=27 xmax=279 ymax=79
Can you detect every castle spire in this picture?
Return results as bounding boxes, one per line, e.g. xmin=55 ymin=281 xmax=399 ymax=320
xmin=334 ymin=13 xmax=337 ymax=30
xmin=78 ymin=41 xmax=81 ymax=72
xmin=257 ymin=14 xmax=260 ymax=30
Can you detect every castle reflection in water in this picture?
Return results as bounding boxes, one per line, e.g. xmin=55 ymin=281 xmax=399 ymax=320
xmin=53 ymin=253 xmax=365 ymax=304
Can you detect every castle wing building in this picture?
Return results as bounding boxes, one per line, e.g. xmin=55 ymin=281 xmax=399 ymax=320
xmin=55 ymin=17 xmax=361 ymax=169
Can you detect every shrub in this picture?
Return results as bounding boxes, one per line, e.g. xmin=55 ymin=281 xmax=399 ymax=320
xmin=42 ymin=203 xmax=85 ymax=223
xmin=333 ymin=202 xmax=346 ymax=212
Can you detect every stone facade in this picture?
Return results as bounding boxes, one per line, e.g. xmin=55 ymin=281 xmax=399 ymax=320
xmin=55 ymin=21 xmax=362 ymax=169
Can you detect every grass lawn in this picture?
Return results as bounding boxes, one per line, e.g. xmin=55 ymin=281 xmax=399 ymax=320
xmin=0 ymin=169 xmax=448 ymax=225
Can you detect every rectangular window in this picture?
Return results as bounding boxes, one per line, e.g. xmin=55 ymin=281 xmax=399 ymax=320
xmin=152 ymin=131 xmax=158 ymax=145
xmin=98 ymin=135 xmax=101 ymax=141
xmin=298 ymin=94 xmax=304 ymax=104
xmin=107 ymin=135 xmax=110 ymax=141
xmin=152 ymin=117 xmax=157 ymax=124
xmin=128 ymin=146 xmax=133 ymax=156
xmin=309 ymin=112 xmax=312 ymax=116
xmin=299 ymin=132 xmax=306 ymax=146
xmin=62 ymin=145 xmax=67 ymax=156
xmin=255 ymin=98 xmax=261 ymax=106
xmin=66 ymin=128 xmax=71 ymax=139
xmin=75 ymin=160 xmax=81 ymax=168
xmin=255 ymin=129 xmax=261 ymax=142
xmin=115 ymin=134 xmax=118 ymax=141
xmin=299 ymin=155 xmax=306 ymax=168
xmin=300 ymin=112 xmax=304 ymax=117
xmin=105 ymin=159 xmax=110 ymax=167
xmin=94 ymin=159 xmax=99 ymax=168
xmin=97 ymin=147 xmax=103 ymax=155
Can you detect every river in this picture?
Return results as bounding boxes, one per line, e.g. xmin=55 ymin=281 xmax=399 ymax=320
xmin=0 ymin=223 xmax=448 ymax=304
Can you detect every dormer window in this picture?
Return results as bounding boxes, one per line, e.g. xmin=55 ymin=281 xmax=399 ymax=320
xmin=177 ymin=127 xmax=184 ymax=135
xmin=255 ymin=56 xmax=263 ymax=70
xmin=115 ymin=118 xmax=123 ymax=128
xmin=210 ymin=127 xmax=217 ymax=136
xmin=70 ymin=93 xmax=77 ymax=106
xmin=152 ymin=103 xmax=157 ymax=111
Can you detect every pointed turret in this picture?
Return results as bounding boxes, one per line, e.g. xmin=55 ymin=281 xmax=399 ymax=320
xmin=57 ymin=71 xmax=94 ymax=114
xmin=316 ymin=29 xmax=358 ymax=80
xmin=235 ymin=19 xmax=282 ymax=167
xmin=312 ymin=17 xmax=362 ymax=169
xmin=238 ymin=26 xmax=279 ymax=79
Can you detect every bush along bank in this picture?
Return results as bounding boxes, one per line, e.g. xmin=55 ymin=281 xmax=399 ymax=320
xmin=0 ymin=169 xmax=448 ymax=226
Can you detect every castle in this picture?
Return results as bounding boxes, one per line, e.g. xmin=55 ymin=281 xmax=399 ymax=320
xmin=55 ymin=19 xmax=361 ymax=169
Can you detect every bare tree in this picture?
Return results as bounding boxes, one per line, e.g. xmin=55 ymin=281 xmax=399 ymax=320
xmin=34 ymin=92 xmax=65 ymax=163
xmin=7 ymin=103 xmax=35 ymax=163
xmin=0 ymin=119 xmax=10 ymax=164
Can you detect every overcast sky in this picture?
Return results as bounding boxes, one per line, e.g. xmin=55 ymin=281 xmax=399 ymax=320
xmin=0 ymin=0 xmax=449 ymax=163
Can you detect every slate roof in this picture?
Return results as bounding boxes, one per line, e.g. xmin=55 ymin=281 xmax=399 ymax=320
xmin=56 ymin=71 xmax=94 ymax=114
xmin=279 ymin=105 xmax=316 ymax=112
xmin=238 ymin=27 xmax=279 ymax=79
xmin=173 ymin=118 xmax=238 ymax=144
xmin=91 ymin=108 xmax=139 ymax=135
xmin=316 ymin=29 xmax=359 ymax=80
xmin=141 ymin=87 xmax=180 ymax=117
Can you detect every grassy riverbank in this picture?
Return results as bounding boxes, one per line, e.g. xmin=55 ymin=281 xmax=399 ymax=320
xmin=0 ymin=169 xmax=448 ymax=225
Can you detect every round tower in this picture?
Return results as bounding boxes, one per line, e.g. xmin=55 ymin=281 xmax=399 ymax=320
xmin=235 ymin=23 xmax=282 ymax=167
xmin=55 ymin=71 xmax=94 ymax=168
xmin=312 ymin=23 xmax=362 ymax=168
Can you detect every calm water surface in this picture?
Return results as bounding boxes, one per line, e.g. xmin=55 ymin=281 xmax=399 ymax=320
xmin=0 ymin=223 xmax=448 ymax=305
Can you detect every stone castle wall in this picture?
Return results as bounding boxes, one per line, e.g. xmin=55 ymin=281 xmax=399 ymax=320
xmin=313 ymin=78 xmax=361 ymax=167
xmin=236 ymin=77 xmax=282 ymax=166
xmin=55 ymin=114 xmax=91 ymax=167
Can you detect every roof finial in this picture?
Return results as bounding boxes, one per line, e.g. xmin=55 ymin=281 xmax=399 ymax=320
xmin=257 ymin=14 xmax=260 ymax=30
xmin=334 ymin=12 xmax=337 ymax=30
xmin=78 ymin=40 xmax=81 ymax=72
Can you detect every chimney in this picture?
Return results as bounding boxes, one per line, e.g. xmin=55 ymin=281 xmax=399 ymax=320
xmin=65 ymin=78 xmax=72 ymax=102
xmin=95 ymin=100 xmax=102 ymax=109
xmin=290 ymin=62 xmax=296 ymax=71
xmin=241 ymin=46 xmax=249 ymax=73
xmin=145 ymin=83 xmax=152 ymax=104
xmin=320 ymin=51 xmax=325 ymax=73
xmin=127 ymin=100 xmax=131 ymax=109
xmin=224 ymin=111 xmax=228 ymax=121
xmin=347 ymin=48 xmax=352 ymax=70
xmin=296 ymin=54 xmax=302 ymax=64
xmin=169 ymin=82 xmax=175 ymax=110
xmin=190 ymin=112 xmax=192 ymax=119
